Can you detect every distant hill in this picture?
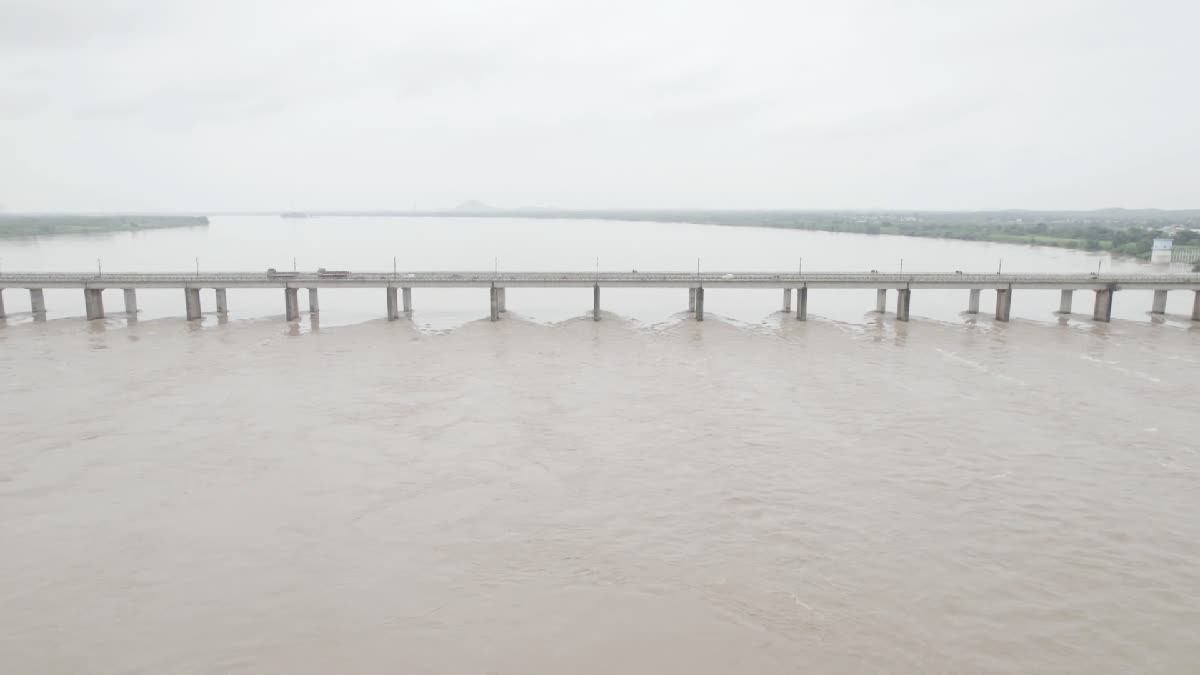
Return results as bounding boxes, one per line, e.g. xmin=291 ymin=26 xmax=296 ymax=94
xmin=455 ymin=200 xmax=494 ymax=212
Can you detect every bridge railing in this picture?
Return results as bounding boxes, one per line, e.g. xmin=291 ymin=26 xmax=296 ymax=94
xmin=1 ymin=270 xmax=1198 ymax=284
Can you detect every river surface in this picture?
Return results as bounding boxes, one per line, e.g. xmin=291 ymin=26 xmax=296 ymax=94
xmin=1 ymin=218 xmax=1199 ymax=673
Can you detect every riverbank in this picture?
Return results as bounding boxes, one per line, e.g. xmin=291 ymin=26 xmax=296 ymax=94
xmin=0 ymin=215 xmax=209 ymax=238
xmin=291 ymin=208 xmax=1200 ymax=261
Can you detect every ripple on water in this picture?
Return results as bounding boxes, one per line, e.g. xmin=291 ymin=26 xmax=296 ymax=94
xmin=0 ymin=316 xmax=1197 ymax=674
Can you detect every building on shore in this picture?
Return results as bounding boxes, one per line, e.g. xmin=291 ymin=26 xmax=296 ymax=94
xmin=1151 ymin=238 xmax=1173 ymax=264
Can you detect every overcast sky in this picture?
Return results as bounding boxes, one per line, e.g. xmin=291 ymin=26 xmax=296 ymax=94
xmin=2 ymin=0 xmax=1197 ymax=212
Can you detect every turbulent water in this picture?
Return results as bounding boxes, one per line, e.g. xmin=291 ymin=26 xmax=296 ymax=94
xmin=2 ymin=312 xmax=1199 ymax=674
xmin=2 ymin=218 xmax=1199 ymax=672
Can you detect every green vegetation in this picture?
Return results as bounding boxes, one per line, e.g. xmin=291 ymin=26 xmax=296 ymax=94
xmin=0 ymin=215 xmax=209 ymax=238
xmin=345 ymin=208 xmax=1200 ymax=261
xmin=561 ymin=209 xmax=1200 ymax=259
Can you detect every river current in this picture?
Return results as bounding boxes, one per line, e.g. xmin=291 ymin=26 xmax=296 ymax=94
xmin=1 ymin=217 xmax=1198 ymax=673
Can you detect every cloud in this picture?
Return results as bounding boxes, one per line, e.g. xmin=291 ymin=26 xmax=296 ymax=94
xmin=0 ymin=0 xmax=1198 ymax=210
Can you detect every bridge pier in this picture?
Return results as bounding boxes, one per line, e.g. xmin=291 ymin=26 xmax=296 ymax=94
xmin=283 ymin=288 xmax=298 ymax=321
xmin=896 ymin=289 xmax=911 ymax=321
xmin=593 ymin=284 xmax=600 ymax=321
xmin=1058 ymin=289 xmax=1073 ymax=314
xmin=29 ymin=289 xmax=45 ymax=315
xmin=1093 ymin=288 xmax=1113 ymax=322
xmin=386 ymin=288 xmax=399 ymax=320
xmin=84 ymin=289 xmax=105 ymax=320
xmin=995 ymin=288 xmax=1012 ymax=322
xmin=1152 ymin=290 xmax=1167 ymax=314
xmin=490 ymin=286 xmax=500 ymax=321
xmin=1193 ymin=291 xmax=1200 ymax=321
xmin=185 ymin=288 xmax=203 ymax=320
xmin=0 ymin=289 xmax=5 ymax=319
xmin=10 ymin=273 xmax=1199 ymax=327
xmin=123 ymin=288 xmax=138 ymax=315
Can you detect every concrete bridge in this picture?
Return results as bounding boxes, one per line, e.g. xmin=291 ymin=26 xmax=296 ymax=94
xmin=1 ymin=271 xmax=1198 ymax=323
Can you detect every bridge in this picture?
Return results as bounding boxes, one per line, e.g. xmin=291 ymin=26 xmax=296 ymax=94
xmin=1 ymin=271 xmax=1198 ymax=323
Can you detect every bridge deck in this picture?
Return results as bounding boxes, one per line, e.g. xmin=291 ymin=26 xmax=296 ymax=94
xmin=2 ymin=271 xmax=1199 ymax=290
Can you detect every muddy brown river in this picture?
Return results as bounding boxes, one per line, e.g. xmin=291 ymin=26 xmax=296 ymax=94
xmin=2 ymin=312 xmax=1198 ymax=674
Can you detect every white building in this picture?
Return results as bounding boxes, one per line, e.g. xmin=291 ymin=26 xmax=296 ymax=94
xmin=1151 ymin=238 xmax=1173 ymax=264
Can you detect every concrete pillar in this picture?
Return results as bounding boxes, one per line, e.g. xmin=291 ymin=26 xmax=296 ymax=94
xmin=283 ymin=288 xmax=299 ymax=321
xmin=84 ymin=289 xmax=105 ymax=320
xmin=795 ymin=287 xmax=808 ymax=321
xmin=386 ymin=288 xmax=399 ymax=321
xmin=1093 ymin=288 xmax=1113 ymax=323
xmin=1058 ymin=289 xmax=1073 ymax=314
xmin=29 ymin=289 xmax=46 ymax=315
xmin=402 ymin=287 xmax=412 ymax=313
xmin=593 ymin=284 xmax=601 ymax=321
xmin=782 ymin=288 xmax=792 ymax=312
xmin=688 ymin=288 xmax=697 ymax=312
xmin=896 ymin=288 xmax=911 ymax=322
xmin=968 ymin=289 xmax=981 ymax=314
xmin=1151 ymin=289 xmax=1168 ymax=314
xmin=0 ymin=289 xmax=5 ymax=319
xmin=122 ymin=288 xmax=137 ymax=316
xmin=308 ymin=288 xmax=319 ymax=314
xmin=498 ymin=287 xmax=507 ymax=312
xmin=215 ymin=289 xmax=228 ymax=314
xmin=995 ymin=288 xmax=1012 ymax=322
xmin=694 ymin=287 xmax=705 ymax=321
xmin=489 ymin=286 xmax=500 ymax=321
xmin=876 ymin=289 xmax=887 ymax=313
xmin=1193 ymin=291 xmax=1200 ymax=322
xmin=185 ymin=288 xmax=203 ymax=320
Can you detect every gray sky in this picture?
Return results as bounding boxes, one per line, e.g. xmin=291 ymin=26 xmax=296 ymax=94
xmin=2 ymin=0 xmax=1197 ymax=212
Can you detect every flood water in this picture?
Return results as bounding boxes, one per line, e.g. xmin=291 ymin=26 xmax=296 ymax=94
xmin=1 ymin=218 xmax=1199 ymax=673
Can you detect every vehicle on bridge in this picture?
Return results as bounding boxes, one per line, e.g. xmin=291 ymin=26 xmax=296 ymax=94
xmin=317 ymin=268 xmax=351 ymax=278
xmin=266 ymin=268 xmax=299 ymax=278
